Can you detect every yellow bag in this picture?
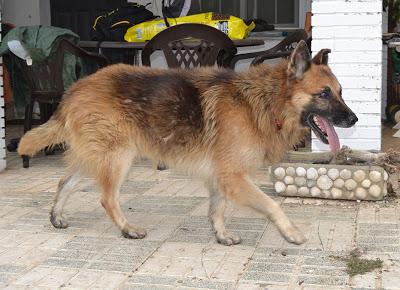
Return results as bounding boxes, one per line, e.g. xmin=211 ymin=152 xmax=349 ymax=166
xmin=124 ymin=12 xmax=255 ymax=42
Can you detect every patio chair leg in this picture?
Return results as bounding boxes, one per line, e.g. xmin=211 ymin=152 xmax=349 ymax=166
xmin=45 ymin=147 xmax=55 ymax=155
xmin=24 ymin=99 xmax=34 ymax=133
xmin=22 ymin=100 xmax=34 ymax=168
xmin=157 ymin=161 xmax=167 ymax=170
xmin=22 ymin=155 xmax=30 ymax=168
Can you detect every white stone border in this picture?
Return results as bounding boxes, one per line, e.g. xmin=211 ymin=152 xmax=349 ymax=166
xmin=272 ymin=163 xmax=388 ymax=201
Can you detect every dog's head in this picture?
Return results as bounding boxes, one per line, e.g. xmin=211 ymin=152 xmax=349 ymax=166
xmin=286 ymin=40 xmax=358 ymax=153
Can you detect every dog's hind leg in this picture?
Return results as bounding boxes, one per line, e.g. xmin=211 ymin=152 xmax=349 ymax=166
xmin=98 ymin=150 xmax=146 ymax=239
xmin=207 ymin=180 xmax=241 ymax=246
xmin=50 ymin=172 xmax=84 ymax=229
xmin=218 ymin=174 xmax=306 ymax=245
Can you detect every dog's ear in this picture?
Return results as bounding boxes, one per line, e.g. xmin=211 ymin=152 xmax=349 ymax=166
xmin=287 ymin=40 xmax=310 ymax=80
xmin=312 ymin=49 xmax=331 ymax=65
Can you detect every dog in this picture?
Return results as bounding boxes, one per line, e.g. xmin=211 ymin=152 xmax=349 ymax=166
xmin=18 ymin=40 xmax=357 ymax=245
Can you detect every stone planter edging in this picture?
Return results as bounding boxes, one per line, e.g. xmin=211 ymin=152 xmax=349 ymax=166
xmin=271 ymin=163 xmax=388 ymax=201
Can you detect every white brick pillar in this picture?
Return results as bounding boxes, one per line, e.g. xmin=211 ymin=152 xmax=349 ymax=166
xmin=311 ymin=0 xmax=383 ymax=151
xmin=0 ymin=3 xmax=5 ymax=171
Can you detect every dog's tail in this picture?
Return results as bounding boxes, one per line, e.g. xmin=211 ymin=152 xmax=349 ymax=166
xmin=18 ymin=117 xmax=66 ymax=157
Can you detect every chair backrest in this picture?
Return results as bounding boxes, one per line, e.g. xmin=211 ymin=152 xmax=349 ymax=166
xmin=229 ymin=29 xmax=309 ymax=70
xmin=18 ymin=39 xmax=108 ymax=95
xmin=251 ymin=29 xmax=308 ymax=66
xmin=142 ymin=23 xmax=237 ymax=68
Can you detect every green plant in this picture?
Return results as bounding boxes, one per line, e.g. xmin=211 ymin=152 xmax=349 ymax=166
xmin=330 ymin=249 xmax=383 ymax=277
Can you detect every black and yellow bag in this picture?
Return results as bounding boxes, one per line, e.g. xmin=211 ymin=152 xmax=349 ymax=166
xmin=92 ymin=3 xmax=156 ymax=41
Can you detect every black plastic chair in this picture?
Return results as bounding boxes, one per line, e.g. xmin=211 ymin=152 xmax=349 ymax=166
xmin=19 ymin=39 xmax=108 ymax=168
xmin=142 ymin=23 xmax=237 ymax=68
xmin=230 ymin=29 xmax=309 ymax=69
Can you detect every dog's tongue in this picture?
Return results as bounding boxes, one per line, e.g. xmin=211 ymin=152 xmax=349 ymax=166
xmin=316 ymin=116 xmax=340 ymax=153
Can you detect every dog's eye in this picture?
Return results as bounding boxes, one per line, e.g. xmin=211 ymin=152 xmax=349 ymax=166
xmin=320 ymin=87 xmax=331 ymax=99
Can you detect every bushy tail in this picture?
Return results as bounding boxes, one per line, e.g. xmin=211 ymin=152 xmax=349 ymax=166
xmin=17 ymin=118 xmax=66 ymax=157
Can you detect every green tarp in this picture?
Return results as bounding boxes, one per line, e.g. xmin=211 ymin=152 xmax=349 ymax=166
xmin=0 ymin=26 xmax=80 ymax=108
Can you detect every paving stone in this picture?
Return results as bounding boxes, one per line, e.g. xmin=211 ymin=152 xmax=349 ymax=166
xmin=358 ymin=236 xmax=399 ymax=245
xmin=43 ymin=236 xmax=160 ymax=272
xmin=170 ymin=216 xmax=266 ymax=246
xmin=87 ymin=261 xmax=141 ymax=272
xmin=302 ymin=256 xmax=347 ymax=267
xmin=43 ymin=258 xmax=88 ymax=268
xmin=241 ymin=271 xmax=292 ymax=283
xmin=0 ymin=247 xmax=35 ymax=264
xmin=300 ymin=265 xmax=347 ymax=276
xmin=62 ymin=269 xmax=104 ymax=288
xmin=301 ymin=287 xmax=347 ymax=290
xmin=2 ymin=134 xmax=400 ymax=290
xmin=134 ymin=255 xmax=172 ymax=275
xmin=382 ymin=269 xmax=400 ymax=289
xmin=120 ymin=181 xmax=156 ymax=195
xmin=180 ymin=278 xmax=235 ymax=289
xmin=252 ymin=255 xmax=298 ymax=264
xmin=358 ymin=228 xmax=399 ymax=236
xmin=237 ymin=284 xmax=289 ymax=290
xmin=36 ymin=268 xmax=79 ymax=288
xmin=121 ymin=285 xmax=174 ymax=290
xmin=122 ymin=196 xmax=206 ymax=216
xmin=241 ymin=248 xmax=351 ymax=288
xmin=0 ymin=273 xmax=19 ymax=287
xmin=247 ymin=262 xmax=294 ymax=273
xmin=350 ymin=272 xmax=377 ymax=289
xmin=13 ymin=266 xmax=55 ymax=286
xmin=86 ymin=271 xmax=127 ymax=289
xmin=357 ymin=223 xmax=400 ymax=255
xmin=212 ymin=260 xmax=250 ymax=280
xmin=0 ymin=264 xmax=26 ymax=274
xmin=298 ymin=275 xmax=348 ymax=286
xmin=127 ymin=275 xmax=177 ymax=285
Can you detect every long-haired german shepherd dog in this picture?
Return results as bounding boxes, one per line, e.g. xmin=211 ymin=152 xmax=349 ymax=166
xmin=18 ymin=41 xmax=357 ymax=245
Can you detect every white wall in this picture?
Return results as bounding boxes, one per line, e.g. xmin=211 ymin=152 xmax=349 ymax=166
xmin=2 ymin=0 xmax=50 ymax=26
xmin=311 ymin=0 xmax=382 ymax=151
xmin=39 ymin=0 xmax=51 ymax=26
xmin=0 ymin=3 xmax=6 ymax=171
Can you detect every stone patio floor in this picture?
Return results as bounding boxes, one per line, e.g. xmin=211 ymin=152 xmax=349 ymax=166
xmin=1 ymin=138 xmax=400 ymax=289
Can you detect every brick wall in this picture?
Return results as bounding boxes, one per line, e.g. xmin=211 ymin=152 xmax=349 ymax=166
xmin=0 ymin=4 xmax=5 ymax=171
xmin=311 ymin=0 xmax=383 ymax=151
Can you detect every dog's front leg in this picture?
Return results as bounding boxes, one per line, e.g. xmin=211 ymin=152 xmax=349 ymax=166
xmin=218 ymin=173 xmax=306 ymax=245
xmin=206 ymin=180 xmax=241 ymax=246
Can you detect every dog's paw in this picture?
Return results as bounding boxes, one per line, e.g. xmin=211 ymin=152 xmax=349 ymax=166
xmin=281 ymin=225 xmax=306 ymax=245
xmin=121 ymin=227 xmax=147 ymax=239
xmin=216 ymin=231 xmax=242 ymax=246
xmin=50 ymin=212 xmax=69 ymax=229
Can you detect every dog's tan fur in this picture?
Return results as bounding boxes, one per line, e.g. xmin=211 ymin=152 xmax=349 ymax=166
xmin=18 ymin=41 xmax=355 ymax=245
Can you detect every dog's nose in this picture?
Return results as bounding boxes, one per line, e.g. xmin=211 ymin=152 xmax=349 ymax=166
xmin=348 ymin=113 xmax=358 ymax=126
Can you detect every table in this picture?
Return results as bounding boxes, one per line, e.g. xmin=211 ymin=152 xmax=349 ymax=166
xmin=79 ymin=38 xmax=265 ymax=65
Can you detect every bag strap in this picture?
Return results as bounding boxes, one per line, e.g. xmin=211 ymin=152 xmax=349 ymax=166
xmin=161 ymin=0 xmax=171 ymax=27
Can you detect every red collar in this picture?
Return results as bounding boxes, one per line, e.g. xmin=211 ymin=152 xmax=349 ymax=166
xmin=271 ymin=108 xmax=283 ymax=131
xmin=274 ymin=118 xmax=283 ymax=131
